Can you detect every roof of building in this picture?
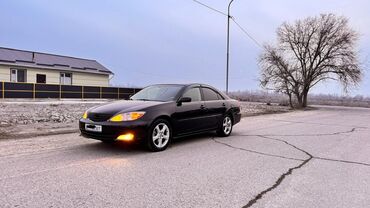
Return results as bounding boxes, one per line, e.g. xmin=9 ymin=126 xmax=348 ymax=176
xmin=0 ymin=47 xmax=113 ymax=75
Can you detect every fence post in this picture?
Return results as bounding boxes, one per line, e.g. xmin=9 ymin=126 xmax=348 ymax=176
xmin=82 ymin=86 xmax=84 ymax=100
xmin=117 ymin=88 xmax=120 ymax=99
xmin=2 ymin=81 xmax=4 ymax=99
xmin=59 ymin=84 xmax=62 ymax=100
xmin=100 ymin=87 xmax=102 ymax=99
xmin=33 ymin=83 xmax=35 ymax=100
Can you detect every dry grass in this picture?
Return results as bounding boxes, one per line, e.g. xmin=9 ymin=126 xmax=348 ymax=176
xmin=229 ymin=90 xmax=370 ymax=108
xmin=240 ymin=102 xmax=291 ymax=117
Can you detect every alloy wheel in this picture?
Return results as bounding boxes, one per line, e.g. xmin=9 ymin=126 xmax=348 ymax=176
xmin=152 ymin=123 xmax=170 ymax=148
xmin=223 ymin=116 xmax=232 ymax=135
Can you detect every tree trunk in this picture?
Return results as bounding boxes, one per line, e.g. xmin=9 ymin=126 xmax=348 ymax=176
xmin=288 ymin=93 xmax=293 ymax=108
xmin=302 ymin=93 xmax=308 ymax=108
xmin=295 ymin=93 xmax=304 ymax=108
xmin=302 ymin=88 xmax=309 ymax=108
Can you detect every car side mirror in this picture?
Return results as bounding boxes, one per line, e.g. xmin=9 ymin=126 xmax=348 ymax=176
xmin=177 ymin=97 xmax=191 ymax=105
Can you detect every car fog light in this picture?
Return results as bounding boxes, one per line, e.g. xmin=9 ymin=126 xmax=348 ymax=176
xmin=116 ymin=133 xmax=134 ymax=142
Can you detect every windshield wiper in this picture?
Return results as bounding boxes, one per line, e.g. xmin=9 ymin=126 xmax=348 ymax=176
xmin=131 ymin=98 xmax=164 ymax=102
xmin=131 ymin=98 xmax=150 ymax=101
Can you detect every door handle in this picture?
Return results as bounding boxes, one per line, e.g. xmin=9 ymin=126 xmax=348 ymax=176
xmin=222 ymin=103 xmax=226 ymax=107
xmin=200 ymin=105 xmax=206 ymax=110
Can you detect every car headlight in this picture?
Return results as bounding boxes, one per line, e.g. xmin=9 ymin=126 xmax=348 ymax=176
xmin=110 ymin=112 xmax=145 ymax=122
xmin=82 ymin=111 xmax=88 ymax=119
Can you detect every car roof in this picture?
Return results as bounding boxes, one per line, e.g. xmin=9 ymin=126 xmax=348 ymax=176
xmin=149 ymin=83 xmax=219 ymax=90
xmin=187 ymin=83 xmax=216 ymax=89
xmin=147 ymin=83 xmax=230 ymax=99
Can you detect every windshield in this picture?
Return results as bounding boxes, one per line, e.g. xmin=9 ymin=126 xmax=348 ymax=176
xmin=130 ymin=85 xmax=184 ymax=102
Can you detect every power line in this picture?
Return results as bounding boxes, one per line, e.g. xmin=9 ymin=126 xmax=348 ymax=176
xmin=231 ymin=17 xmax=263 ymax=49
xmin=191 ymin=0 xmax=228 ymax=16
xmin=190 ymin=0 xmax=263 ymax=49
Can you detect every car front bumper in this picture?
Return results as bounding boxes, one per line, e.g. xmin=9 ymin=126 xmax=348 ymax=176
xmin=79 ymin=119 xmax=149 ymax=142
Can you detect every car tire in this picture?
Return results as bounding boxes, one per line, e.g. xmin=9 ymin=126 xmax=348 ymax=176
xmin=146 ymin=119 xmax=172 ymax=152
xmin=217 ymin=114 xmax=233 ymax=137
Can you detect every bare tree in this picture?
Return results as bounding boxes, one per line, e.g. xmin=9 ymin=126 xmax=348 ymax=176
xmin=259 ymin=14 xmax=362 ymax=108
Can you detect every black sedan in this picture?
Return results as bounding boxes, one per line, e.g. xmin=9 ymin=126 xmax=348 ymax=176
xmin=80 ymin=84 xmax=241 ymax=151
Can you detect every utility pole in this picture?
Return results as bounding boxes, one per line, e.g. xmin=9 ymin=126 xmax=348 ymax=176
xmin=225 ymin=0 xmax=234 ymax=94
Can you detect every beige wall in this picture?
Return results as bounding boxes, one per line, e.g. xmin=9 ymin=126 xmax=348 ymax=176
xmin=0 ymin=65 xmax=109 ymax=87
xmin=0 ymin=65 xmax=9 ymax=81
xmin=27 ymin=67 xmax=60 ymax=84
xmin=72 ymin=72 xmax=109 ymax=86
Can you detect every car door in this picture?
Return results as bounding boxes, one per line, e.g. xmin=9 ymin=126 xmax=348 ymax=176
xmin=201 ymin=87 xmax=227 ymax=130
xmin=172 ymin=87 xmax=207 ymax=135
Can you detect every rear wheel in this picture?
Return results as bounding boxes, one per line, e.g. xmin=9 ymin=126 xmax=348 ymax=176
xmin=147 ymin=119 xmax=172 ymax=152
xmin=217 ymin=115 xmax=233 ymax=137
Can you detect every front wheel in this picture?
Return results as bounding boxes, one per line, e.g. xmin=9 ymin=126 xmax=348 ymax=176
xmin=147 ymin=119 xmax=172 ymax=152
xmin=217 ymin=115 xmax=233 ymax=137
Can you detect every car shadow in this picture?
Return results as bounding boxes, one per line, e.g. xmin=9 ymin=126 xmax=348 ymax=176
xmin=75 ymin=139 xmax=146 ymax=156
xmin=171 ymin=132 xmax=216 ymax=146
xmin=75 ymin=132 xmax=217 ymax=155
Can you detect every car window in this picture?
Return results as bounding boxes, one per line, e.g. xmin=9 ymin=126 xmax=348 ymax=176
xmin=217 ymin=93 xmax=224 ymax=100
xmin=130 ymin=85 xmax=183 ymax=102
xmin=202 ymin=88 xmax=223 ymax=101
xmin=182 ymin=87 xmax=201 ymax=102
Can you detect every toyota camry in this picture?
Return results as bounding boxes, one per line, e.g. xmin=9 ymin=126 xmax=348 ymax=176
xmin=79 ymin=84 xmax=241 ymax=151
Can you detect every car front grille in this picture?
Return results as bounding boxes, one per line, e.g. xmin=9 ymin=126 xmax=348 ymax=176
xmin=88 ymin=113 xmax=113 ymax=122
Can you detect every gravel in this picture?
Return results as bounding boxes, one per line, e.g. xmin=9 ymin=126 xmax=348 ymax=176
xmin=0 ymin=100 xmax=291 ymax=139
xmin=0 ymin=103 xmax=100 ymax=126
xmin=239 ymin=102 xmax=291 ymax=116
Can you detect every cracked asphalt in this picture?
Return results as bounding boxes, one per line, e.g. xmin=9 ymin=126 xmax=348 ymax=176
xmin=0 ymin=105 xmax=369 ymax=208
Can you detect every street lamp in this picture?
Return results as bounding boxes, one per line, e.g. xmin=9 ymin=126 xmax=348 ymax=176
xmin=225 ymin=0 xmax=234 ymax=94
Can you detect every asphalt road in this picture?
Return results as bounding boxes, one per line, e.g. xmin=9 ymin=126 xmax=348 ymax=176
xmin=0 ymin=106 xmax=369 ymax=208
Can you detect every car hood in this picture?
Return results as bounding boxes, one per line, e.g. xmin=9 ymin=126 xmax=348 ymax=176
xmin=89 ymin=100 xmax=163 ymax=115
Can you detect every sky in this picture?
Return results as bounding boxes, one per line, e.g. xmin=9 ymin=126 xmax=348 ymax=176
xmin=0 ymin=0 xmax=369 ymax=95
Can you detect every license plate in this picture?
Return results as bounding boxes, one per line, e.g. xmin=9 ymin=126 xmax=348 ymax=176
xmin=85 ymin=124 xmax=102 ymax=132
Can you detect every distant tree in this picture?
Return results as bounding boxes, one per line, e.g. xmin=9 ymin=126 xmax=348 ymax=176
xmin=259 ymin=14 xmax=362 ymax=108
